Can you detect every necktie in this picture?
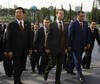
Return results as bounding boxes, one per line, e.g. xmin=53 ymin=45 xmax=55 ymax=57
xmin=46 ymin=28 xmax=49 ymax=33
xmin=80 ymin=22 xmax=83 ymax=29
xmin=20 ymin=22 xmax=23 ymax=32
xmin=44 ymin=28 xmax=49 ymax=46
xmin=59 ymin=22 xmax=62 ymax=31
xmin=34 ymin=31 xmax=37 ymax=42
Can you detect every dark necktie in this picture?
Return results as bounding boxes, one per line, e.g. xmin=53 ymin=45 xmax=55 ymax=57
xmin=20 ymin=22 xmax=23 ymax=32
xmin=59 ymin=22 xmax=62 ymax=31
xmin=46 ymin=28 xmax=49 ymax=33
xmin=91 ymin=29 xmax=94 ymax=34
xmin=44 ymin=28 xmax=49 ymax=46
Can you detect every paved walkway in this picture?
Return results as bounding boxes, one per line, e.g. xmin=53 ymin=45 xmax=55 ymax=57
xmin=0 ymin=42 xmax=100 ymax=84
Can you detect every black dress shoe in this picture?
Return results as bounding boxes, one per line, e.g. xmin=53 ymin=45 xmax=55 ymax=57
xmin=32 ymin=70 xmax=36 ymax=73
xmin=85 ymin=67 xmax=90 ymax=69
xmin=20 ymin=81 xmax=23 ymax=84
xmin=79 ymin=77 xmax=84 ymax=83
xmin=82 ymin=63 xmax=85 ymax=69
xmin=55 ymin=81 xmax=62 ymax=84
xmin=82 ymin=65 xmax=85 ymax=69
xmin=67 ymin=71 xmax=76 ymax=75
xmin=38 ymin=72 xmax=43 ymax=75
xmin=14 ymin=81 xmax=23 ymax=84
xmin=8 ymin=75 xmax=12 ymax=77
xmin=43 ymin=72 xmax=48 ymax=81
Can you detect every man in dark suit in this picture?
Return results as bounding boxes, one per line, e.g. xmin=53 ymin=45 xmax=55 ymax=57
xmin=30 ymin=24 xmax=40 ymax=73
xmin=7 ymin=7 xmax=33 ymax=84
xmin=44 ymin=9 xmax=68 ymax=84
xmin=68 ymin=11 xmax=90 ymax=82
xmin=35 ymin=18 xmax=50 ymax=74
xmin=82 ymin=21 xmax=100 ymax=69
xmin=2 ymin=28 xmax=13 ymax=77
xmin=0 ymin=21 xmax=6 ymax=36
xmin=0 ymin=21 xmax=6 ymax=61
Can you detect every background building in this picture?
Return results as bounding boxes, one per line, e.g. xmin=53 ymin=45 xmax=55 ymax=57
xmin=75 ymin=6 xmax=81 ymax=12
xmin=0 ymin=5 xmax=2 ymax=9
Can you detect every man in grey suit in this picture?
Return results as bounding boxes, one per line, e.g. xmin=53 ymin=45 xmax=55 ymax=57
xmin=7 ymin=7 xmax=33 ymax=84
xmin=44 ymin=9 xmax=68 ymax=84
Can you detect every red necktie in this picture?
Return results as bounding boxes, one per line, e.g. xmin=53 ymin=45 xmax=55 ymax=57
xmin=80 ymin=23 xmax=83 ymax=29
xmin=20 ymin=22 xmax=23 ymax=32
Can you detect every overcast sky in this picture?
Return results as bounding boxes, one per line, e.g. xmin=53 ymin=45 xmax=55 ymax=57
xmin=0 ymin=0 xmax=94 ymax=11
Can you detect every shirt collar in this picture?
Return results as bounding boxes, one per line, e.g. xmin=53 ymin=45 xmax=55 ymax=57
xmin=90 ymin=27 xmax=95 ymax=30
xmin=17 ymin=19 xmax=24 ymax=25
xmin=77 ymin=19 xmax=83 ymax=24
xmin=56 ymin=19 xmax=63 ymax=23
xmin=43 ymin=26 xmax=47 ymax=29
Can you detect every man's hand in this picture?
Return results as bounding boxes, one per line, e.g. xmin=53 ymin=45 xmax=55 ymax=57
xmin=68 ymin=47 xmax=71 ymax=51
xmin=84 ymin=46 xmax=87 ymax=50
xmin=34 ymin=50 xmax=37 ymax=53
xmin=29 ymin=50 xmax=32 ymax=55
xmin=45 ymin=49 xmax=50 ymax=54
xmin=4 ymin=52 xmax=7 ymax=57
xmin=8 ymin=52 xmax=13 ymax=58
xmin=65 ymin=49 xmax=67 ymax=54
xmin=87 ymin=44 xmax=90 ymax=49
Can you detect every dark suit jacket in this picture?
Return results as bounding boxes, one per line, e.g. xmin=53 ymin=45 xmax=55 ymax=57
xmin=7 ymin=20 xmax=33 ymax=57
xmin=0 ymin=24 xmax=6 ymax=36
xmin=46 ymin=21 xmax=68 ymax=54
xmin=35 ymin=27 xmax=45 ymax=53
xmin=89 ymin=27 xmax=100 ymax=50
xmin=68 ymin=20 xmax=90 ymax=52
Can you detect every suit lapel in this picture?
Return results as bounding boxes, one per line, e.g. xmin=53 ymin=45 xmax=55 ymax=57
xmin=76 ymin=20 xmax=83 ymax=30
xmin=54 ymin=21 xmax=61 ymax=32
xmin=24 ymin=21 xmax=27 ymax=31
xmin=15 ymin=20 xmax=19 ymax=27
xmin=83 ymin=21 xmax=87 ymax=29
xmin=63 ymin=22 xmax=66 ymax=31
xmin=41 ymin=27 xmax=45 ymax=38
xmin=14 ymin=21 xmax=21 ymax=31
xmin=55 ymin=21 xmax=59 ymax=29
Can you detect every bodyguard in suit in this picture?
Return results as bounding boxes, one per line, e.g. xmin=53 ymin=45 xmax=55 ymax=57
xmin=2 ymin=28 xmax=13 ymax=77
xmin=44 ymin=9 xmax=68 ymax=84
xmin=7 ymin=7 xmax=33 ymax=84
xmin=35 ymin=18 xmax=50 ymax=74
xmin=68 ymin=11 xmax=90 ymax=82
xmin=82 ymin=21 xmax=100 ymax=69
xmin=30 ymin=24 xmax=40 ymax=73
xmin=0 ymin=21 xmax=6 ymax=36
xmin=0 ymin=22 xmax=6 ymax=59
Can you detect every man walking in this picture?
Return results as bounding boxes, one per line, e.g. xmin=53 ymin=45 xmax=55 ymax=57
xmin=7 ymin=7 xmax=33 ymax=84
xmin=68 ymin=11 xmax=90 ymax=82
xmin=44 ymin=9 xmax=68 ymax=84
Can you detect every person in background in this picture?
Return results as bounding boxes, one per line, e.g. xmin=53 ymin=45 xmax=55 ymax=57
xmin=35 ymin=18 xmax=50 ymax=75
xmin=2 ymin=27 xmax=13 ymax=77
xmin=0 ymin=21 xmax=6 ymax=61
xmin=0 ymin=21 xmax=6 ymax=36
xmin=30 ymin=24 xmax=40 ymax=73
xmin=82 ymin=21 xmax=100 ymax=69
